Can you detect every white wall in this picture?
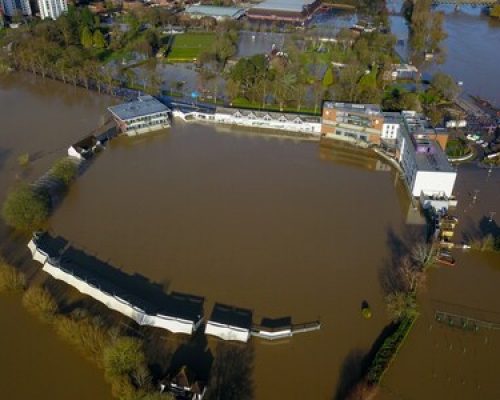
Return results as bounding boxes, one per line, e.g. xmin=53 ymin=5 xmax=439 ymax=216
xmin=412 ymin=171 xmax=457 ymax=197
xmin=205 ymin=321 xmax=250 ymax=342
xmin=40 ymin=257 xmax=198 ymax=335
xmin=381 ymin=123 xmax=400 ymax=140
xmin=37 ymin=0 xmax=67 ymax=20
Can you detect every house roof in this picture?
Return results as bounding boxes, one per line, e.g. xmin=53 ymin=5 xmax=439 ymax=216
xmin=323 ymin=102 xmax=382 ymax=115
xmin=71 ymin=135 xmax=97 ymax=151
xmin=108 ymin=96 xmax=170 ymax=121
xmin=209 ymin=303 xmax=253 ymax=329
xmin=33 ymin=232 xmax=69 ymax=259
xmin=49 ymin=239 xmax=203 ymax=322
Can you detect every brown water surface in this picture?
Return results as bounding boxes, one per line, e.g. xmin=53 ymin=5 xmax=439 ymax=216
xmin=0 ymin=74 xmax=114 ymax=400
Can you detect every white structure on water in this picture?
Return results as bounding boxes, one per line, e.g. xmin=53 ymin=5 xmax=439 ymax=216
xmin=205 ymin=303 xmax=252 ymax=343
xmin=37 ymin=0 xmax=67 ymax=20
xmin=1 ymin=0 xmax=31 ymax=16
xmin=173 ymin=107 xmax=321 ymax=136
xmin=28 ymin=234 xmax=203 ymax=335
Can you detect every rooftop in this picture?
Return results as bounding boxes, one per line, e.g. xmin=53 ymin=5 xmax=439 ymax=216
xmin=382 ymin=112 xmax=402 ymax=124
xmin=414 ymin=139 xmax=455 ymax=173
xmin=323 ymin=102 xmax=382 ymax=116
xmin=250 ymin=0 xmax=317 ymax=13
xmin=184 ymin=5 xmax=245 ymax=18
xmin=108 ymin=96 xmax=170 ymax=121
xmin=209 ymin=303 xmax=253 ymax=330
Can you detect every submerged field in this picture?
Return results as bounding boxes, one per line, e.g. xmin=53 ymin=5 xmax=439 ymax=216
xmin=48 ymin=121 xmax=415 ymax=398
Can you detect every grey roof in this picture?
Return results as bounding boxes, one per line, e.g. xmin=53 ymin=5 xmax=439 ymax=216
xmin=382 ymin=112 xmax=402 ymax=124
xmin=323 ymin=102 xmax=382 ymax=115
xmin=108 ymin=96 xmax=169 ymax=121
xmin=184 ymin=5 xmax=245 ymax=18
xmin=209 ymin=303 xmax=253 ymax=329
xmin=414 ymin=140 xmax=455 ymax=173
xmin=251 ymin=0 xmax=316 ymax=13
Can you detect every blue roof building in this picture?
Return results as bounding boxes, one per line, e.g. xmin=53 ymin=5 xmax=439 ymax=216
xmin=108 ymin=96 xmax=171 ymax=136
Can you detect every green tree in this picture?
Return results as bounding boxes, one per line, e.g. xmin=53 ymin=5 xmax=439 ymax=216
xmin=50 ymin=158 xmax=78 ymax=186
xmin=103 ymin=337 xmax=147 ymax=379
xmin=80 ymin=26 xmax=93 ymax=49
xmin=431 ymin=72 xmax=459 ymax=101
xmin=322 ymin=67 xmax=334 ymax=88
xmin=2 ymin=184 xmax=50 ymax=231
xmin=93 ymin=29 xmax=106 ymax=49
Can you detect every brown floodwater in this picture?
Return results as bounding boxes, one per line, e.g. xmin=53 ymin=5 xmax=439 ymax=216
xmin=1 ymin=73 xmax=499 ymax=400
xmin=0 ymin=74 xmax=114 ymax=400
xmin=380 ymin=166 xmax=500 ymax=399
xmin=49 ymin=118 xmax=415 ymax=399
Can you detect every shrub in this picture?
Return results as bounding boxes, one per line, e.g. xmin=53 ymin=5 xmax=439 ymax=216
xmin=55 ymin=314 xmax=109 ymax=364
xmin=362 ymin=307 xmax=372 ymax=319
xmin=0 ymin=260 xmax=26 ymax=292
xmin=18 ymin=153 xmax=30 ymax=167
xmin=22 ymin=286 xmax=58 ymax=321
xmin=385 ymin=291 xmax=417 ymax=321
xmin=366 ymin=315 xmax=417 ymax=384
xmin=2 ymin=184 xmax=50 ymax=231
xmin=50 ymin=158 xmax=78 ymax=186
xmin=103 ymin=336 xmax=147 ymax=379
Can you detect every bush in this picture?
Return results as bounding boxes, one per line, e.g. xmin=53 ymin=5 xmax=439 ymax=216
xmin=103 ymin=336 xmax=147 ymax=379
xmin=366 ymin=315 xmax=417 ymax=384
xmin=2 ymin=184 xmax=50 ymax=231
xmin=0 ymin=260 xmax=26 ymax=292
xmin=18 ymin=153 xmax=30 ymax=167
xmin=362 ymin=307 xmax=372 ymax=319
xmin=22 ymin=286 xmax=58 ymax=321
xmin=55 ymin=314 xmax=109 ymax=364
xmin=50 ymin=158 xmax=78 ymax=186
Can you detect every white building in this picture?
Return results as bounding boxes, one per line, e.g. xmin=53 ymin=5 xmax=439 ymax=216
xmin=37 ymin=0 xmax=67 ymax=20
xmin=108 ymin=96 xmax=171 ymax=136
xmin=205 ymin=304 xmax=252 ymax=343
xmin=174 ymin=107 xmax=322 ymax=136
xmin=381 ymin=112 xmax=401 ymax=140
xmin=1 ymin=0 xmax=31 ymax=16
xmin=397 ymin=120 xmax=456 ymax=197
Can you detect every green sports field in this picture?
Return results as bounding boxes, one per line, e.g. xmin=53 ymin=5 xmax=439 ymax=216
xmin=168 ymin=33 xmax=216 ymax=62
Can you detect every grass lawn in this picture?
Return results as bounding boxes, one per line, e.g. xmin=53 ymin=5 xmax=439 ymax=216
xmin=168 ymin=33 xmax=216 ymax=62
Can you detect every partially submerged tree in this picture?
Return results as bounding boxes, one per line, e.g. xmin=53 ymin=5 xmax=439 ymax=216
xmin=2 ymin=184 xmax=50 ymax=231
xmin=22 ymin=286 xmax=58 ymax=321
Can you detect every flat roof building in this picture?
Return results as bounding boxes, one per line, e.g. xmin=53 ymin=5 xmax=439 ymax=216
xmin=183 ymin=5 xmax=245 ymax=21
xmin=205 ymin=303 xmax=253 ymax=342
xmin=397 ymin=113 xmax=456 ymax=197
xmin=247 ymin=0 xmax=321 ymax=24
xmin=321 ymin=102 xmax=385 ymax=145
xmin=108 ymin=96 xmax=170 ymax=136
